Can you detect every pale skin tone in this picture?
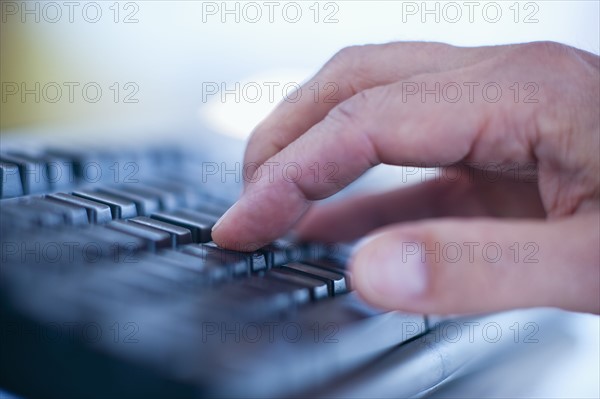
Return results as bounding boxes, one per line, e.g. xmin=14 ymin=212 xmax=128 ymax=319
xmin=212 ymin=41 xmax=600 ymax=315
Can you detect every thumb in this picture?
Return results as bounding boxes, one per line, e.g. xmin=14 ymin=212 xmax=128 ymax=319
xmin=350 ymin=214 xmax=599 ymax=315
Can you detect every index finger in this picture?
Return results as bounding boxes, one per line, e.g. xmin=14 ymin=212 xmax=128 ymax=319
xmin=243 ymin=42 xmax=508 ymax=170
xmin=212 ymin=65 xmax=546 ymax=250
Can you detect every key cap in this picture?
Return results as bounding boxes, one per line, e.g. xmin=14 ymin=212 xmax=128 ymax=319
xmin=2 ymin=195 xmax=93 ymax=230
xmin=156 ymin=250 xmax=229 ymax=283
xmin=283 ymin=263 xmax=348 ymax=295
xmin=1 ymin=205 xmax=34 ymax=230
xmin=138 ymin=258 xmax=208 ymax=288
xmin=0 ymin=162 xmax=24 ymax=198
xmin=118 ymin=184 xmax=180 ymax=211
xmin=151 ymin=210 xmax=216 ymax=243
xmin=0 ymin=202 xmax=63 ymax=228
xmin=243 ymin=276 xmax=310 ymax=306
xmin=182 ymin=244 xmax=249 ymax=277
xmin=202 ymin=242 xmax=267 ymax=272
xmin=30 ymin=197 xmax=89 ymax=226
xmin=303 ymin=258 xmax=352 ymax=290
xmin=0 ymin=154 xmax=48 ymax=194
xmin=197 ymin=282 xmax=296 ymax=319
xmin=265 ymin=268 xmax=329 ymax=300
xmin=96 ymin=187 xmax=160 ymax=215
xmin=194 ymin=201 xmax=229 ymax=218
xmin=79 ymin=226 xmax=146 ymax=260
xmin=104 ymin=256 xmax=206 ymax=296
xmin=44 ymin=147 xmax=114 ymax=183
xmin=72 ymin=190 xmax=137 ymax=219
xmin=259 ymin=241 xmax=299 ymax=268
xmin=130 ymin=216 xmax=192 ymax=247
xmin=107 ymin=220 xmax=172 ymax=251
xmin=3 ymin=227 xmax=145 ymax=269
xmin=144 ymin=179 xmax=201 ymax=208
xmin=7 ymin=151 xmax=75 ymax=190
xmin=47 ymin=193 xmax=112 ymax=224
xmin=100 ymin=264 xmax=182 ymax=297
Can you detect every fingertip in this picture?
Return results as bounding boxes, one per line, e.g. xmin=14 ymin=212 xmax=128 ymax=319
xmin=211 ymin=199 xmax=264 ymax=251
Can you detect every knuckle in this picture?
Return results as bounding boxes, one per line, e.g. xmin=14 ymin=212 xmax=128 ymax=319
xmin=326 ymin=86 xmax=390 ymax=128
xmin=516 ymin=41 xmax=583 ymax=69
xmin=322 ymin=44 xmax=377 ymax=86
xmin=329 ymin=45 xmax=366 ymax=67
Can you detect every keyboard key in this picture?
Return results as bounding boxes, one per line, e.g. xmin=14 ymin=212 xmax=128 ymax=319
xmin=44 ymin=147 xmax=115 ymax=183
xmin=7 ymin=151 xmax=75 ymax=190
xmin=194 ymin=201 xmax=229 ymax=218
xmin=2 ymin=227 xmax=145 ymax=269
xmin=47 ymin=193 xmax=112 ymax=224
xmin=96 ymin=187 xmax=160 ymax=216
xmin=73 ymin=190 xmax=137 ymax=219
xmin=283 ymin=263 xmax=348 ymax=296
xmin=0 ymin=154 xmax=49 ymax=194
xmin=0 ymin=162 xmax=24 ymax=198
xmin=266 ymin=268 xmax=329 ymax=300
xmin=197 ymin=282 xmax=297 ymax=319
xmin=107 ymin=220 xmax=172 ymax=251
xmin=259 ymin=241 xmax=299 ymax=267
xmin=31 ymin=197 xmax=89 ymax=226
xmin=118 ymin=184 xmax=180 ymax=211
xmin=130 ymin=216 xmax=192 ymax=247
xmin=244 ymin=275 xmax=311 ymax=306
xmin=77 ymin=225 xmax=147 ymax=256
xmin=0 ymin=201 xmax=63 ymax=228
xmin=138 ymin=258 xmax=209 ymax=288
xmin=203 ymin=241 xmax=267 ymax=272
xmin=156 ymin=250 xmax=229 ymax=283
xmin=151 ymin=210 xmax=216 ymax=243
xmin=144 ymin=179 xmax=201 ymax=208
xmin=303 ymin=259 xmax=352 ymax=290
xmin=182 ymin=244 xmax=249 ymax=277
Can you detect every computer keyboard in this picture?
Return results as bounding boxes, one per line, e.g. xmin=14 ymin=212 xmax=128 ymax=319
xmin=0 ymin=140 xmax=431 ymax=398
xmin=2 ymin=134 xmax=574 ymax=398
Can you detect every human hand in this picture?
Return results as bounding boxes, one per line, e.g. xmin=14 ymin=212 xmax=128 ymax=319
xmin=212 ymin=41 xmax=599 ymax=315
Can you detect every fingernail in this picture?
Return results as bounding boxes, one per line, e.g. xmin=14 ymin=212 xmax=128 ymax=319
xmin=212 ymin=200 xmax=239 ymax=233
xmin=357 ymin=241 xmax=428 ymax=299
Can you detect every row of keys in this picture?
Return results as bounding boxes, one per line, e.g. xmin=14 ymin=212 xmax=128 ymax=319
xmin=0 ymin=146 xmax=186 ymax=198
xmin=1 ymin=179 xmax=228 ymax=233
xmin=2 ymin=229 xmax=350 ymax=327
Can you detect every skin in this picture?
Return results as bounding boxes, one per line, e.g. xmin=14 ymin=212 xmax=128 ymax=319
xmin=212 ymin=41 xmax=600 ymax=315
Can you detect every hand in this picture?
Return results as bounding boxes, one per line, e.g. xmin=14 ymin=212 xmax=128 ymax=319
xmin=211 ymin=41 xmax=600 ymax=315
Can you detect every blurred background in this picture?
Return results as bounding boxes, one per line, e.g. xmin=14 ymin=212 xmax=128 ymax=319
xmin=1 ymin=0 xmax=599 ymax=138
xmin=1 ymin=1 xmax=599 ymax=397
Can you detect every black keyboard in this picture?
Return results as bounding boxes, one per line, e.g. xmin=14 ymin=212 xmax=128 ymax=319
xmin=1 ymin=141 xmax=430 ymax=398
